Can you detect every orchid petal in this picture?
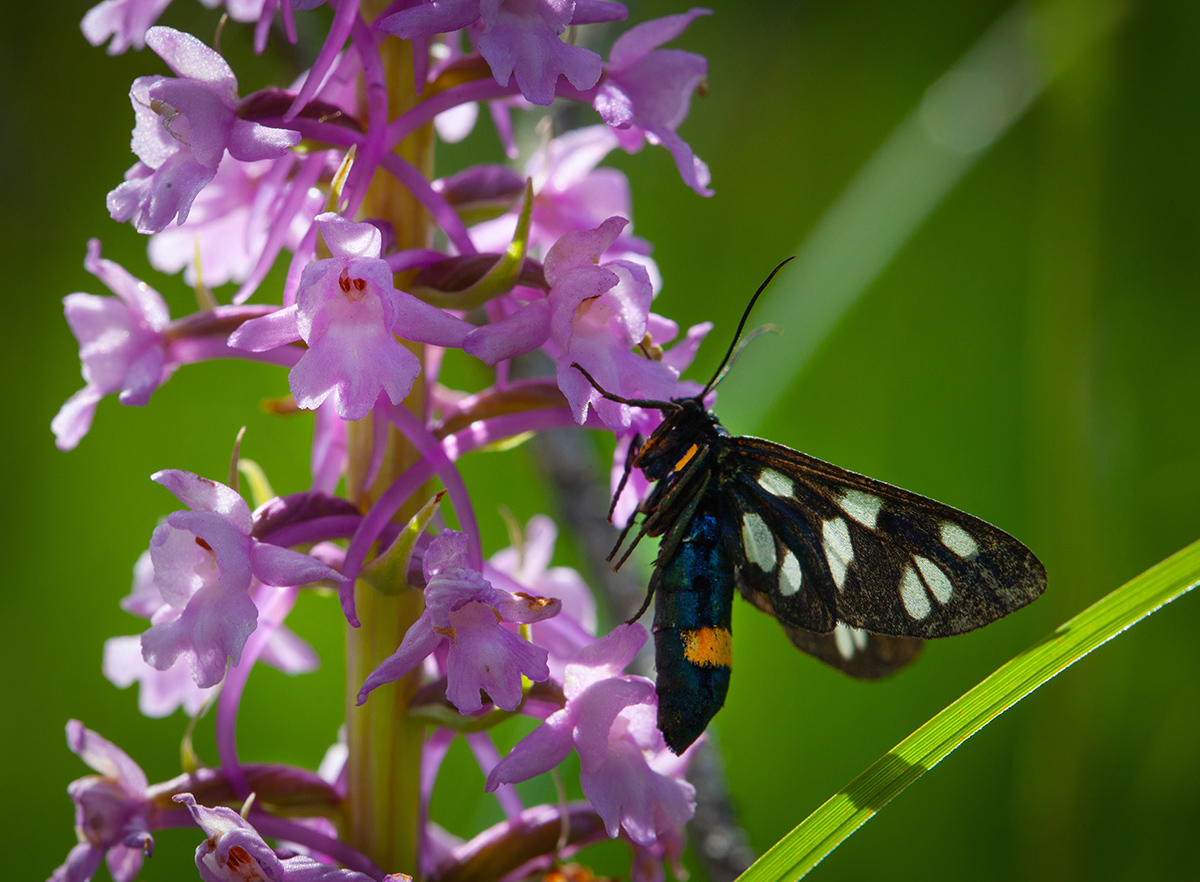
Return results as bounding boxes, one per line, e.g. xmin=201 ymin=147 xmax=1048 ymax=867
xmin=250 ymin=540 xmax=343 ymax=587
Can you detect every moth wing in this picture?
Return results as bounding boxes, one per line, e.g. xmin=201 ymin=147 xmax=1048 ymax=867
xmin=780 ymin=622 xmax=923 ymax=679
xmin=723 ymin=436 xmax=1046 ymax=639
xmin=716 ymin=468 xmax=839 ymax=633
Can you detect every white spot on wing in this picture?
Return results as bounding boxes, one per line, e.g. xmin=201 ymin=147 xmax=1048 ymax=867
xmin=914 ymin=555 xmax=953 ymax=604
xmin=834 ymin=623 xmax=870 ymax=660
xmin=742 ymin=512 xmax=776 ymax=571
xmin=851 ymin=627 xmax=868 ymax=650
xmin=900 ymin=566 xmax=932 ymax=619
xmin=940 ymin=521 xmax=979 ymax=559
xmin=839 ymin=489 xmax=882 ymax=529
xmin=822 ymin=517 xmax=854 ymax=590
xmin=834 ymin=623 xmax=856 ymax=660
xmin=779 ymin=550 xmax=802 ymax=596
xmin=758 ymin=468 xmax=794 ymax=498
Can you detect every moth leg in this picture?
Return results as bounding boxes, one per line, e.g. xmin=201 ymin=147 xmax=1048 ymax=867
xmin=612 ymin=459 xmax=711 ymax=572
xmin=625 ymin=475 xmax=709 ymax=624
xmin=608 ymin=434 xmax=643 ymax=524
xmin=607 ymin=516 xmax=637 ymax=564
xmin=626 ymin=566 xmax=660 ymax=625
xmin=604 ymin=435 xmax=645 ymax=562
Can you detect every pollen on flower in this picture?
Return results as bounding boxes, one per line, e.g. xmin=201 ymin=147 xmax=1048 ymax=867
xmin=638 ymin=333 xmax=665 ymax=360
xmin=544 ymin=862 xmax=614 ymax=882
xmin=514 ymin=593 xmax=554 ymax=612
xmin=338 ymin=270 xmax=369 ymax=301
xmin=194 ymin=536 xmax=213 ymax=552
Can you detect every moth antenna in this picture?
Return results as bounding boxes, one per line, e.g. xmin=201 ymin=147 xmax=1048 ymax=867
xmin=704 ymin=323 xmax=781 ymax=393
xmin=571 ymin=363 xmax=681 ymax=412
xmin=698 ymin=257 xmax=795 ymax=399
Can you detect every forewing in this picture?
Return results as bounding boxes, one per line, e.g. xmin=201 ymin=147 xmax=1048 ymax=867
xmin=716 ymin=468 xmax=839 ymax=634
xmin=722 ymin=436 xmax=1046 ymax=639
xmin=780 ymin=623 xmax=923 ymax=679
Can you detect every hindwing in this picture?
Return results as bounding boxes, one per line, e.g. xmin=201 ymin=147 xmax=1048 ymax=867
xmin=780 ymin=622 xmax=923 ymax=679
xmin=719 ymin=435 xmax=1046 ymax=643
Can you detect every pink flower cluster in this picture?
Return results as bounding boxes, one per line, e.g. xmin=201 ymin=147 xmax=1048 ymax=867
xmin=52 ymin=1 xmax=718 ymax=881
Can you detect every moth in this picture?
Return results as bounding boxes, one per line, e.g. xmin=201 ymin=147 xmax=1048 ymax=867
xmin=574 ymin=260 xmax=1047 ymax=754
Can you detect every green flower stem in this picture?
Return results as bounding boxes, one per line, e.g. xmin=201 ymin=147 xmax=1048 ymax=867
xmin=344 ymin=19 xmax=435 ymax=878
xmin=346 ymin=583 xmax=425 ymax=876
xmin=738 ymin=535 xmax=1200 ymax=882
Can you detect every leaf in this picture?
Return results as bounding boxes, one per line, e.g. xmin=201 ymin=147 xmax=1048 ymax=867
xmin=411 ymin=178 xmax=538 ymax=310
xmin=736 ymin=535 xmax=1200 ymax=882
xmin=360 ymin=491 xmax=445 ymax=596
xmin=325 ymin=145 xmax=356 ymax=216
xmin=237 ymin=458 xmax=275 ymax=509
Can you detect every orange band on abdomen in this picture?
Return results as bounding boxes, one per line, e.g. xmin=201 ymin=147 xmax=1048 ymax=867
xmin=681 ymin=627 xmax=732 ymax=668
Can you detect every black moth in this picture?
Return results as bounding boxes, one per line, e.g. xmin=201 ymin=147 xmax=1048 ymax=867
xmin=574 ymin=260 xmax=1047 ymax=754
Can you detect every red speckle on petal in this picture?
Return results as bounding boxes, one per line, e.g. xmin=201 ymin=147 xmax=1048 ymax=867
xmin=223 ymin=845 xmax=264 ymax=880
xmin=82 ymin=809 xmax=106 ymax=844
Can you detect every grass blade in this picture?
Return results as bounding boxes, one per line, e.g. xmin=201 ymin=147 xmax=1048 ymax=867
xmin=736 ymin=536 xmax=1200 ymax=882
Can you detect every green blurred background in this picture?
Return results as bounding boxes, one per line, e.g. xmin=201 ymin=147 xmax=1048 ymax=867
xmin=4 ymin=0 xmax=1200 ymax=879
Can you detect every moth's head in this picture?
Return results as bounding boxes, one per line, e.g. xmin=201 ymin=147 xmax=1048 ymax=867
xmin=662 ymin=394 xmax=719 ymax=431
xmin=634 ymin=396 xmax=722 ymax=480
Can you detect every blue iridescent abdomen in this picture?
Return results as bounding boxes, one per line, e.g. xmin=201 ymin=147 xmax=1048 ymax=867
xmin=653 ymin=496 xmax=735 ymax=753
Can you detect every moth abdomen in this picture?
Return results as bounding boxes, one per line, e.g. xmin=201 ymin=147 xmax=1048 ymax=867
xmin=652 ymin=500 xmax=735 ymax=754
